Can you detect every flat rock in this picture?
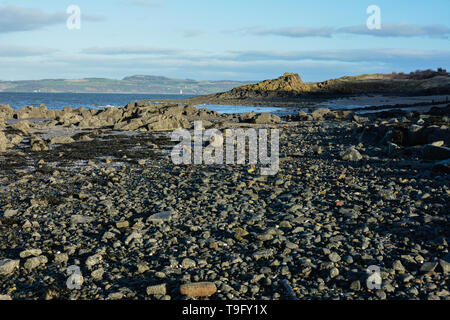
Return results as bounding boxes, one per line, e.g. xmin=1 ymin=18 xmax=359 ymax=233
xmin=341 ymin=147 xmax=363 ymax=161
xmin=420 ymin=262 xmax=439 ymax=273
xmin=147 ymin=210 xmax=174 ymax=223
xmin=19 ymin=249 xmax=42 ymax=259
xmin=179 ymin=282 xmax=217 ymax=297
xmin=422 ymin=145 xmax=450 ymax=161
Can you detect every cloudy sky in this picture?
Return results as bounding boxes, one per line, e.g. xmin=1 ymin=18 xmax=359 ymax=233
xmin=1 ymin=0 xmax=449 ymax=81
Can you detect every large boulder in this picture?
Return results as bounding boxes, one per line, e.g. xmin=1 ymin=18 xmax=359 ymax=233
xmin=31 ymin=137 xmax=49 ymax=151
xmin=183 ymin=105 xmax=199 ymax=116
xmin=239 ymin=112 xmax=256 ymax=123
xmin=422 ymin=145 xmax=450 ymax=161
xmin=239 ymin=112 xmax=281 ymax=124
xmin=341 ymin=147 xmax=363 ymax=161
xmin=334 ymin=110 xmax=355 ymax=120
xmin=311 ymin=108 xmax=332 ymax=121
xmin=298 ymin=111 xmax=311 ymax=121
xmin=253 ymin=112 xmax=281 ymax=124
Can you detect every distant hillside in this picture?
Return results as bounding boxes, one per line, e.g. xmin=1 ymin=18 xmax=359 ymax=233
xmin=0 ymin=75 xmax=249 ymax=95
xmin=184 ymin=70 xmax=450 ymax=106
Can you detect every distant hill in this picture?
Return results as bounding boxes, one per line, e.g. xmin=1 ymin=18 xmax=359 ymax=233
xmin=184 ymin=70 xmax=450 ymax=106
xmin=0 ymin=75 xmax=249 ymax=95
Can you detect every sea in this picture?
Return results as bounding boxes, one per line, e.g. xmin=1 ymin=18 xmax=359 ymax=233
xmin=0 ymin=92 xmax=286 ymax=115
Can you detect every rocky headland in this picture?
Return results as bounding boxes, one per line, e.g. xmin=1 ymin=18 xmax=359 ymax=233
xmin=173 ymin=71 xmax=450 ymax=107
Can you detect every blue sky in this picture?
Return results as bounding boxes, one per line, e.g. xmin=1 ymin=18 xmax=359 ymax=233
xmin=0 ymin=0 xmax=449 ymax=81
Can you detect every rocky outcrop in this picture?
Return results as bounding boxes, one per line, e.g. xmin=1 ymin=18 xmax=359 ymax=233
xmin=0 ymin=104 xmax=14 ymax=119
xmin=239 ymin=112 xmax=281 ymax=124
xmin=112 ymin=103 xmax=190 ymax=132
xmin=357 ymin=107 xmax=450 ymax=161
xmin=183 ymin=71 xmax=450 ymax=106
xmin=13 ymin=104 xmax=58 ymax=120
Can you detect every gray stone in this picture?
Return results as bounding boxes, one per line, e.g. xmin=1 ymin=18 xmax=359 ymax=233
xmin=0 ymin=259 xmax=20 ymax=275
xmin=147 ymin=210 xmax=174 ymax=223
xmin=420 ymin=262 xmax=438 ymax=273
xmin=328 ymin=252 xmax=341 ymax=263
xmin=330 ymin=267 xmax=339 ymax=278
xmin=181 ymin=258 xmax=196 ymax=269
xmin=341 ymin=147 xmax=362 ymax=161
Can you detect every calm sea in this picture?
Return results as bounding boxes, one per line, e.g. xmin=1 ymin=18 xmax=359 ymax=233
xmin=0 ymin=92 xmax=286 ymax=115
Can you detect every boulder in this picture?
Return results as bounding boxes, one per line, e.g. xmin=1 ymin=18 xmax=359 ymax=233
xmin=298 ymin=111 xmax=312 ymax=121
xmin=253 ymin=112 xmax=281 ymax=124
xmin=341 ymin=147 xmax=363 ymax=161
xmin=183 ymin=105 xmax=198 ymax=116
xmin=239 ymin=112 xmax=257 ymax=123
xmin=239 ymin=112 xmax=281 ymax=124
xmin=31 ymin=137 xmax=49 ymax=151
xmin=0 ymin=259 xmax=20 ymax=275
xmin=334 ymin=110 xmax=355 ymax=120
xmin=422 ymin=145 xmax=450 ymax=161
xmin=0 ymin=104 xmax=14 ymax=119
xmin=311 ymin=108 xmax=332 ymax=121
xmin=49 ymin=136 xmax=75 ymax=145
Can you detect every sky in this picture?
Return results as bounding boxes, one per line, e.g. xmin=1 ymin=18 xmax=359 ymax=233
xmin=0 ymin=0 xmax=449 ymax=82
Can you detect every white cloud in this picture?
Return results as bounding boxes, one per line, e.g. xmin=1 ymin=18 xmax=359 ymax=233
xmin=81 ymin=46 xmax=181 ymax=55
xmin=338 ymin=23 xmax=450 ymax=38
xmin=0 ymin=45 xmax=57 ymax=57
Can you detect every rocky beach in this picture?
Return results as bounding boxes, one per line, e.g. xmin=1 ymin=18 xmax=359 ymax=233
xmin=0 ymin=98 xmax=449 ymax=300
